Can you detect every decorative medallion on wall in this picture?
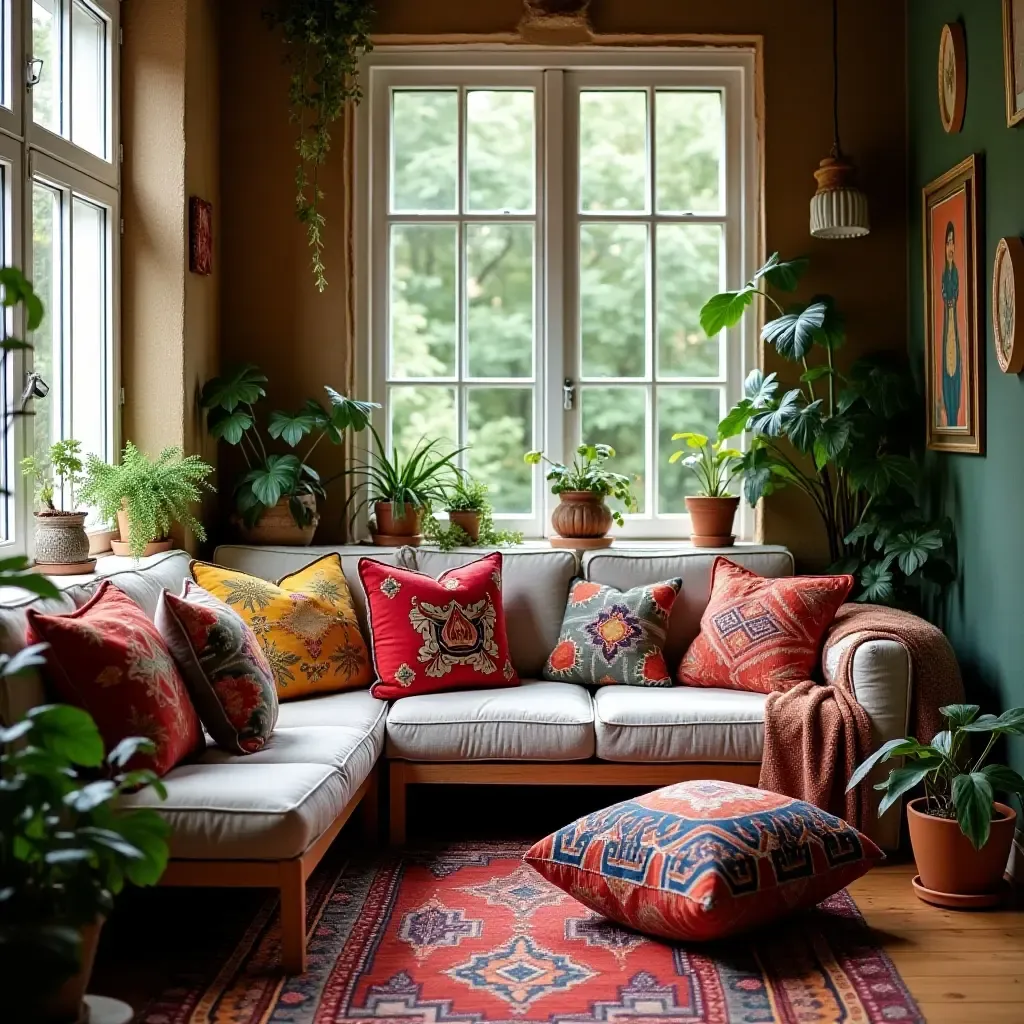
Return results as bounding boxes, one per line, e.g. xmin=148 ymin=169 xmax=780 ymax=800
xmin=1004 ymin=0 xmax=1024 ymax=127
xmin=938 ymin=22 xmax=967 ymax=134
xmin=518 ymin=0 xmax=592 ymax=45
xmin=189 ymin=197 xmax=213 ymax=276
xmin=993 ymin=237 xmax=1024 ymax=374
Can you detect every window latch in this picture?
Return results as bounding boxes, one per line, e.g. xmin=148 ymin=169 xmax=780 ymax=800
xmin=26 ymin=59 xmax=43 ymax=89
xmin=562 ymin=378 xmax=575 ymax=411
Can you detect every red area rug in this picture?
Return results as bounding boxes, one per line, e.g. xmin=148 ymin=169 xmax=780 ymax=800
xmin=137 ymin=841 xmax=922 ymax=1023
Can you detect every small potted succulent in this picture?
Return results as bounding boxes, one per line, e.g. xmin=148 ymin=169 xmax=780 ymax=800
xmin=81 ymin=442 xmax=215 ymax=559
xmin=525 ymin=443 xmax=638 ymax=548
xmin=668 ymin=432 xmax=744 ymax=547
xmin=421 ymin=476 xmax=525 ymax=552
xmin=20 ymin=440 xmax=92 ymax=573
xmin=849 ymin=702 xmax=1023 ymax=907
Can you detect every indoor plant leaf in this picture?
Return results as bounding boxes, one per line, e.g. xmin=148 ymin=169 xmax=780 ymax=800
xmin=981 ymin=763 xmax=1024 ymax=796
xmin=750 ymin=389 xmax=802 ymax=437
xmin=744 ymin=368 xmax=779 ymax=408
xmin=760 ymin=302 xmax=827 ymax=360
xmin=267 ymin=410 xmax=318 ymax=447
xmin=199 ymin=364 xmax=267 ymax=412
xmin=207 ymin=406 xmax=254 ymax=445
xmin=26 ymin=704 xmax=104 ymax=767
xmin=885 ymin=528 xmax=944 ymax=576
xmin=755 ymin=252 xmax=810 ymax=292
xmin=858 ymin=562 xmax=895 ymax=603
xmin=952 ymin=772 xmax=995 ymax=850
xmin=813 ymin=416 xmax=853 ymax=470
xmin=939 ymin=704 xmax=980 ymax=726
xmin=784 ymin=399 xmax=824 ymax=453
xmin=700 ymin=286 xmax=757 ymax=337
xmin=877 ymin=760 xmax=944 ymax=817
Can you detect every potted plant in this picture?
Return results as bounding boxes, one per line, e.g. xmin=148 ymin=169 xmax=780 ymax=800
xmin=0 ymin=703 xmax=170 ymax=1022
xmin=421 ymin=476 xmax=525 ymax=552
xmin=80 ymin=442 xmax=215 ymax=559
xmin=20 ymin=440 xmax=92 ymax=573
xmin=848 ymin=703 xmax=1023 ymax=907
xmin=524 ymin=443 xmax=638 ymax=548
xmin=668 ymin=432 xmax=744 ymax=547
xmin=200 ymin=364 xmax=377 ymax=545
xmin=444 ymin=475 xmax=487 ymax=542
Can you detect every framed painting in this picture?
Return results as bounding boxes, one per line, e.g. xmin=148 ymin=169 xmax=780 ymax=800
xmin=1005 ymin=0 xmax=1024 ymax=127
xmin=938 ymin=22 xmax=966 ymax=133
xmin=189 ymin=197 xmax=213 ymax=276
xmin=922 ymin=155 xmax=984 ymax=454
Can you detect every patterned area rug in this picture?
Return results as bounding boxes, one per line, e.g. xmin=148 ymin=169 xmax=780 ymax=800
xmin=137 ymin=841 xmax=922 ymax=1024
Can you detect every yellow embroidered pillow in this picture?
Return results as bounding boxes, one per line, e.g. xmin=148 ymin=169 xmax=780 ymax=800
xmin=190 ymin=554 xmax=372 ymax=699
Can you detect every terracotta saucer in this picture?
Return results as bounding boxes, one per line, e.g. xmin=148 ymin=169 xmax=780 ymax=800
xmin=911 ymin=874 xmax=1011 ymax=909
xmin=371 ymin=533 xmax=422 ymax=547
xmin=550 ymin=535 xmax=613 ymax=549
xmin=32 ymin=559 xmax=97 ymax=576
xmin=691 ymin=534 xmax=736 ymax=548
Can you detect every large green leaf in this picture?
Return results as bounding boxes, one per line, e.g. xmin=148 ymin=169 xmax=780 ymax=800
xmin=755 ymin=253 xmax=810 ymax=292
xmin=810 ymin=295 xmax=847 ymax=349
xmin=960 ymin=707 xmax=1024 ymax=736
xmin=700 ymin=286 xmax=756 ymax=337
xmin=324 ymin=388 xmax=378 ymax=434
xmin=785 ymin=399 xmax=824 ymax=453
xmin=981 ymin=763 xmax=1024 ymax=796
xmin=877 ymin=761 xmax=943 ymax=817
xmin=761 ymin=302 xmax=827 ymax=361
xmin=207 ymin=406 xmax=254 ymax=445
xmin=267 ymin=410 xmax=318 ymax=447
xmin=940 ymin=704 xmax=980 ymax=726
xmin=243 ymin=454 xmax=301 ymax=507
xmin=200 ymin=364 xmax=267 ymax=412
xmin=885 ymin=528 xmax=944 ymax=576
xmin=740 ymin=446 xmax=779 ymax=506
xmin=26 ymin=705 xmax=104 ymax=767
xmin=858 ymin=561 xmax=895 ymax=603
xmin=814 ymin=416 xmax=853 ymax=470
xmin=848 ymin=455 xmax=918 ymax=497
xmin=750 ymin=389 xmax=802 ymax=437
xmin=848 ymin=736 xmax=921 ymax=792
xmin=744 ymin=369 xmax=779 ymax=408
xmin=717 ymin=401 xmax=753 ymax=441
xmin=107 ymin=809 xmax=171 ymax=886
xmin=952 ymin=772 xmax=995 ymax=850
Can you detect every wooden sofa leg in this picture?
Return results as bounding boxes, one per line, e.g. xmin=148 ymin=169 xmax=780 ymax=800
xmin=279 ymin=859 xmax=307 ymax=975
xmin=389 ymin=761 xmax=407 ymax=846
xmin=360 ymin=766 xmax=380 ymax=845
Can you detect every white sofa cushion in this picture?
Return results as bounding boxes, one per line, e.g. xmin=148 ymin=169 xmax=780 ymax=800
xmin=594 ymin=685 xmax=766 ymax=763
xmin=386 ymin=679 xmax=594 ymax=761
xmin=275 ymin=688 xmax=385 ymax=732
xmin=119 ymin=762 xmax=346 ymax=860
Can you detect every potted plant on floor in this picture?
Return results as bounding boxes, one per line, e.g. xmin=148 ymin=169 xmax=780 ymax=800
xmin=81 ymin=442 xmax=215 ymax=559
xmin=421 ymin=476 xmax=525 ymax=552
xmin=525 ymin=443 xmax=638 ymax=548
xmin=345 ymin=428 xmax=463 ymax=546
xmin=0 ymin=703 xmax=170 ymax=1022
xmin=668 ymin=432 xmax=744 ymax=547
xmin=849 ymin=702 xmax=1024 ymax=907
xmin=21 ymin=440 xmax=93 ymax=574
xmin=200 ymin=364 xmax=377 ymax=545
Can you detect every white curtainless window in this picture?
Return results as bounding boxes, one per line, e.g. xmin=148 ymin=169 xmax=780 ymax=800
xmin=358 ymin=49 xmax=758 ymax=540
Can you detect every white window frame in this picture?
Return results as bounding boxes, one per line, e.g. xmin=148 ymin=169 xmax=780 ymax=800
xmin=0 ymin=0 xmax=24 ymax=138
xmin=357 ymin=47 xmax=759 ymax=541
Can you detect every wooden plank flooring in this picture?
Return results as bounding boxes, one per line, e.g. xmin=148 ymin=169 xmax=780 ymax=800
xmin=848 ymin=863 xmax=1024 ymax=1022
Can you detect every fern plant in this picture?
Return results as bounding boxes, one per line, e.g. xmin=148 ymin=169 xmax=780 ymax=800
xmin=81 ymin=443 xmax=215 ymax=558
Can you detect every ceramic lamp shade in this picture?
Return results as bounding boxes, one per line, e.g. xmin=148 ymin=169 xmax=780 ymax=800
xmin=810 ymin=157 xmax=870 ymax=239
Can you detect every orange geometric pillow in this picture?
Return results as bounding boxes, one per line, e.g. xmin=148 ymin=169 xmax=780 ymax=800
xmin=677 ymin=557 xmax=853 ymax=693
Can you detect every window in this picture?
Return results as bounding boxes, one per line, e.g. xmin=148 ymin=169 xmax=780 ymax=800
xmin=361 ymin=51 xmax=757 ymax=539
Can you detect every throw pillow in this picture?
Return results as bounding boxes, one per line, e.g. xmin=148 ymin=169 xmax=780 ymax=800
xmin=359 ymin=551 xmax=518 ymax=700
xmin=25 ymin=581 xmax=204 ymax=775
xmin=525 ymin=780 xmax=882 ymax=942
xmin=156 ymin=582 xmax=279 ymax=754
xmin=678 ymin=557 xmax=853 ymax=693
xmin=543 ymin=577 xmax=681 ymax=687
xmin=190 ymin=554 xmax=372 ymax=700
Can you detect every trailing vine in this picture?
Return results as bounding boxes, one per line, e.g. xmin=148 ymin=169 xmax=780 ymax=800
xmin=265 ymin=1 xmax=374 ymax=292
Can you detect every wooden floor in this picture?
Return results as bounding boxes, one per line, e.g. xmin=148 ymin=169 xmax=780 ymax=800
xmin=849 ymin=863 xmax=1024 ymax=1023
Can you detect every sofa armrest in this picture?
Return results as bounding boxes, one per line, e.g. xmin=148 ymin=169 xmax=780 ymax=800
xmin=823 ymin=632 xmax=912 ymax=850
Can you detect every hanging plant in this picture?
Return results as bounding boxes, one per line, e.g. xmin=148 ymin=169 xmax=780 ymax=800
xmin=265 ymin=0 xmax=374 ymax=292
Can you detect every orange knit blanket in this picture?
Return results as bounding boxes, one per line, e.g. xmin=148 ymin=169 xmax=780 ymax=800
xmin=758 ymin=604 xmax=964 ymax=828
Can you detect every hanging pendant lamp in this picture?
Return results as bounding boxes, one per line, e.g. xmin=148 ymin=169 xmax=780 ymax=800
xmin=810 ymin=0 xmax=870 ymax=239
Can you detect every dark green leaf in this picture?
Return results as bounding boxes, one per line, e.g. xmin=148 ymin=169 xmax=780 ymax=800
xmin=981 ymin=764 xmax=1024 ymax=796
xmin=877 ymin=762 xmax=942 ymax=817
xmin=26 ymin=705 xmax=104 ymax=767
xmin=885 ymin=529 xmax=945 ymax=576
xmin=106 ymin=736 xmax=155 ymax=770
xmin=761 ymin=302 xmax=827 ymax=360
xmin=207 ymin=406 xmax=254 ymax=445
xmin=744 ymin=369 xmax=779 ymax=408
xmin=267 ymin=410 xmax=317 ymax=447
xmin=785 ymin=399 xmax=824 ymax=453
xmin=244 ymin=454 xmax=301 ymax=507
xmin=961 ymin=707 xmax=1024 ymax=736
xmin=848 ymin=736 xmax=916 ymax=792
xmin=756 ymin=253 xmax=810 ymax=292
xmin=940 ymin=704 xmax=981 ymax=726
xmin=750 ymin=389 xmax=802 ymax=437
xmin=324 ymin=388 xmax=378 ymax=434
xmin=952 ymin=772 xmax=995 ymax=850
xmin=700 ymin=286 xmax=757 ymax=337
xmin=813 ymin=416 xmax=853 ymax=470
xmin=810 ymin=295 xmax=846 ymax=349
xmin=200 ymin=364 xmax=267 ymax=412
xmin=800 ymin=365 xmax=835 ymax=383
xmin=859 ymin=562 xmax=895 ymax=603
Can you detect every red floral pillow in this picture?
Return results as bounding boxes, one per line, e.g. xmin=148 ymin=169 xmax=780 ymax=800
xmin=26 ymin=582 xmax=204 ymax=775
xmin=359 ymin=552 xmax=518 ymax=700
xmin=678 ymin=557 xmax=853 ymax=693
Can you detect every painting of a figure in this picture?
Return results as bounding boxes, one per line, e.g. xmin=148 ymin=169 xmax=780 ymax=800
xmin=933 ymin=198 xmax=967 ymax=429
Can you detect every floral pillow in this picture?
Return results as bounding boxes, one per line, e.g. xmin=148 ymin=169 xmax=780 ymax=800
xmin=543 ymin=577 xmax=681 ymax=687
xmin=156 ymin=582 xmax=279 ymax=754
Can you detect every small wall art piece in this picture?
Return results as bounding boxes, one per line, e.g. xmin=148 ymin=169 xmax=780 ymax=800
xmin=189 ymin=197 xmax=212 ymax=276
xmin=922 ymin=155 xmax=984 ymax=454
xmin=993 ymin=237 xmax=1024 ymax=374
xmin=938 ymin=22 xmax=967 ymax=133
xmin=1005 ymin=0 xmax=1024 ymax=127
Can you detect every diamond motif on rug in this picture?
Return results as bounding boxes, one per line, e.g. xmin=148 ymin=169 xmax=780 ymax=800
xmin=565 ymin=914 xmax=648 ymax=964
xmin=457 ymin=862 xmax=569 ymax=919
xmin=399 ymin=898 xmax=483 ymax=961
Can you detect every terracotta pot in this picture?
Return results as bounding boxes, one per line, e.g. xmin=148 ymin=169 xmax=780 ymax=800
xmin=34 ymin=512 xmax=90 ymax=565
xmin=907 ymin=797 xmax=1016 ymax=895
xmin=236 ymin=495 xmax=319 ymax=546
xmin=44 ymin=918 xmax=102 ymax=1022
xmin=373 ymin=501 xmax=422 ymax=542
xmin=551 ymin=491 xmax=613 ymax=539
xmin=448 ymin=510 xmax=481 ymax=542
xmin=686 ymin=495 xmax=740 ymax=547
xmin=116 ymin=505 xmax=171 ymax=557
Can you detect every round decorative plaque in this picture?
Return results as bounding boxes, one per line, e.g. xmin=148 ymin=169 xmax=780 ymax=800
xmin=993 ymin=237 xmax=1024 ymax=375
xmin=938 ymin=22 xmax=967 ymax=134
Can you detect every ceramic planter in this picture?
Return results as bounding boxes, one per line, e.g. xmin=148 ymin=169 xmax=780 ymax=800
xmin=236 ymin=495 xmax=319 ymax=546
xmin=448 ymin=510 xmax=481 ymax=542
xmin=550 ymin=491 xmax=613 ymax=545
xmin=34 ymin=512 xmax=90 ymax=566
xmin=44 ymin=918 xmax=102 ymax=1022
xmin=112 ymin=506 xmax=173 ymax=558
xmin=686 ymin=495 xmax=740 ymax=547
xmin=907 ymin=797 xmax=1016 ymax=903
xmin=373 ymin=501 xmax=422 ymax=546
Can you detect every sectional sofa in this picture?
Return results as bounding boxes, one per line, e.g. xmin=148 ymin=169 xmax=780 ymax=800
xmin=0 ymin=543 xmax=916 ymax=973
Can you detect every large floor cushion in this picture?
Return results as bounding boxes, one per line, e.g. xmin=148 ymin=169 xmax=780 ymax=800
xmin=385 ymin=679 xmax=594 ymax=761
xmin=593 ymin=685 xmax=766 ymax=763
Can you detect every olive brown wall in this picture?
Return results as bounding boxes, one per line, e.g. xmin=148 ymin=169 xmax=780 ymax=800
xmin=217 ymin=0 xmax=908 ymax=558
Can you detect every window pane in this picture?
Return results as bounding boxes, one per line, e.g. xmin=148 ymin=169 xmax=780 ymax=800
xmin=656 ymin=91 xmax=723 ymax=214
xmin=466 ymin=90 xmax=534 ymax=213
xmin=580 ymin=223 xmax=647 ymax=379
xmin=71 ymin=0 xmax=107 ymax=158
xmin=71 ymin=197 xmax=107 ymax=462
xmin=581 ymin=386 xmax=646 ymax=514
xmin=468 ymin=388 xmax=532 ymax=514
xmin=658 ymin=388 xmax=723 ymax=513
xmin=33 ymin=0 xmax=60 ymax=134
xmin=390 ymin=224 xmax=456 ymax=379
xmin=31 ymin=182 xmax=60 ymax=468
xmin=389 ymin=385 xmax=457 ymax=462
xmin=467 ymin=223 xmax=533 ymax=379
xmin=579 ymin=90 xmax=647 ymax=213
xmin=657 ymin=224 xmax=722 ymax=377
xmin=391 ymin=90 xmax=457 ymax=213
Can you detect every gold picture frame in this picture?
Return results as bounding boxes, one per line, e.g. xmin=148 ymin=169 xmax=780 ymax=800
xmin=993 ymin=237 xmax=1024 ymax=374
xmin=938 ymin=22 xmax=967 ymax=134
xmin=1005 ymin=0 xmax=1024 ymax=127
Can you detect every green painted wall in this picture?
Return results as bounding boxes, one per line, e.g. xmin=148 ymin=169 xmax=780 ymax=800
xmin=909 ymin=0 xmax=1024 ymax=771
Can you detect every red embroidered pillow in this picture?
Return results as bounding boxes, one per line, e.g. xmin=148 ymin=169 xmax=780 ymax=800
xmin=26 ymin=582 xmax=204 ymax=775
xmin=678 ymin=557 xmax=853 ymax=694
xmin=525 ymin=780 xmax=882 ymax=942
xmin=359 ymin=552 xmax=518 ymax=700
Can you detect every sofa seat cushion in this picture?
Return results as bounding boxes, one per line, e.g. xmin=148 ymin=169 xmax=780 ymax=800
xmin=275 ymin=688 xmax=387 ymax=733
xmin=119 ymin=763 xmax=346 ymax=860
xmin=386 ymin=679 xmax=594 ymax=761
xmin=594 ymin=685 xmax=766 ymax=763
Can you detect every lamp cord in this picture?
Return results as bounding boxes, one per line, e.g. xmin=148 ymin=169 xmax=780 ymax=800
xmin=831 ymin=0 xmax=842 ymax=158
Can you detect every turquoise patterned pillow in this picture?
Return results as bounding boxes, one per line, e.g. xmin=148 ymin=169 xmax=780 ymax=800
xmin=543 ymin=577 xmax=681 ymax=686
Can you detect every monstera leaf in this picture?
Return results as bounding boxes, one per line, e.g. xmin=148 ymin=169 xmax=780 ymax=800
xmin=199 ymin=364 xmax=268 ymax=413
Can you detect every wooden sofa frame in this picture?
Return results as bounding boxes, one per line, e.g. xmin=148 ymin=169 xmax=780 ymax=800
xmin=158 ymin=770 xmax=378 ymax=974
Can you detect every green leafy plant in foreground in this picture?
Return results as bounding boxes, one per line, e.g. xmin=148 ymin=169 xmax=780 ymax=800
xmin=524 ymin=444 xmax=638 ymax=527
xmin=21 ymin=439 xmax=85 ymax=513
xmin=668 ymin=432 xmax=744 ymax=498
xmin=704 ymin=252 xmax=954 ymax=608
xmin=849 ymin=704 xmax=1024 ymax=851
xmin=421 ymin=476 xmax=525 ymax=552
